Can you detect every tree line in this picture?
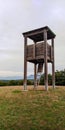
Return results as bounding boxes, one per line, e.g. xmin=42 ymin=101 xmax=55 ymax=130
xmin=40 ymin=69 xmax=65 ymax=85
xmin=0 ymin=79 xmax=33 ymax=86
xmin=0 ymin=69 xmax=65 ymax=86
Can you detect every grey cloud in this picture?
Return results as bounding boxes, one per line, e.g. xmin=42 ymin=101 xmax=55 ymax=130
xmin=0 ymin=0 xmax=65 ymax=76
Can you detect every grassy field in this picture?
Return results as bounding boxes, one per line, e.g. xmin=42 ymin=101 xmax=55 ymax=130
xmin=0 ymin=86 xmax=65 ymax=130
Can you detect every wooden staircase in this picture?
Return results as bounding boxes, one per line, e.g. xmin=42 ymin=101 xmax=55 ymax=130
xmin=37 ymin=63 xmax=43 ymax=85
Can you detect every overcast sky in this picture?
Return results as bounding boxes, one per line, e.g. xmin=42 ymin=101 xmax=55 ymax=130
xmin=0 ymin=0 xmax=65 ymax=77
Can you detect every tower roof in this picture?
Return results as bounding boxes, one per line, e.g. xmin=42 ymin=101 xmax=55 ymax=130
xmin=23 ymin=26 xmax=56 ymax=42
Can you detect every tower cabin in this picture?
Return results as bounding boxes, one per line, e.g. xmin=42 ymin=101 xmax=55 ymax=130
xmin=23 ymin=26 xmax=56 ymax=90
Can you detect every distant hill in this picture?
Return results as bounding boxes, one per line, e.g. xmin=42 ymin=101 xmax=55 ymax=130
xmin=0 ymin=76 xmax=23 ymax=80
xmin=27 ymin=75 xmax=34 ymax=80
xmin=27 ymin=74 xmax=41 ymax=80
xmin=0 ymin=74 xmax=41 ymax=80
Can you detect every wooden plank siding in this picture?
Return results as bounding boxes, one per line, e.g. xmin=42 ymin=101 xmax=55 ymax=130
xmin=27 ymin=42 xmax=51 ymax=63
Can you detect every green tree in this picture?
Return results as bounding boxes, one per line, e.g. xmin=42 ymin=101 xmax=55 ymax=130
xmin=55 ymin=69 xmax=65 ymax=85
xmin=48 ymin=74 xmax=52 ymax=85
xmin=0 ymin=81 xmax=7 ymax=86
xmin=39 ymin=74 xmax=44 ymax=85
xmin=7 ymin=80 xmax=18 ymax=86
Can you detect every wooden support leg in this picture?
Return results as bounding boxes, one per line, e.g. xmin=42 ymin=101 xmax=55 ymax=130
xmin=44 ymin=29 xmax=48 ymax=91
xmin=44 ymin=62 xmax=48 ymax=91
xmin=52 ymin=62 xmax=55 ymax=88
xmin=34 ymin=64 xmax=37 ymax=89
xmin=24 ymin=36 xmax=27 ymax=90
xmin=52 ymin=38 xmax=55 ymax=89
xmin=24 ymin=61 xmax=27 ymax=90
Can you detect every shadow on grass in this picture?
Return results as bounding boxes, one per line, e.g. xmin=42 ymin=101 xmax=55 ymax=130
xmin=12 ymin=90 xmax=22 ymax=94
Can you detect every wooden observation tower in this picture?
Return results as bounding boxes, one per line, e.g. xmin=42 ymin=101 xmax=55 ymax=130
xmin=23 ymin=26 xmax=56 ymax=90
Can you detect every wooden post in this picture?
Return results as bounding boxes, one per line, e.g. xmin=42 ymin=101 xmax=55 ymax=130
xmin=44 ymin=29 xmax=48 ymax=91
xmin=34 ymin=63 xmax=37 ymax=89
xmin=33 ymin=42 xmax=35 ymax=59
xmin=52 ymin=38 xmax=55 ymax=88
xmin=24 ymin=36 xmax=27 ymax=90
xmin=33 ymin=41 xmax=37 ymax=89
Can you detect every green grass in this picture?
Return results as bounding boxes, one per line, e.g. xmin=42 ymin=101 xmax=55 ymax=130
xmin=0 ymin=86 xmax=65 ymax=130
